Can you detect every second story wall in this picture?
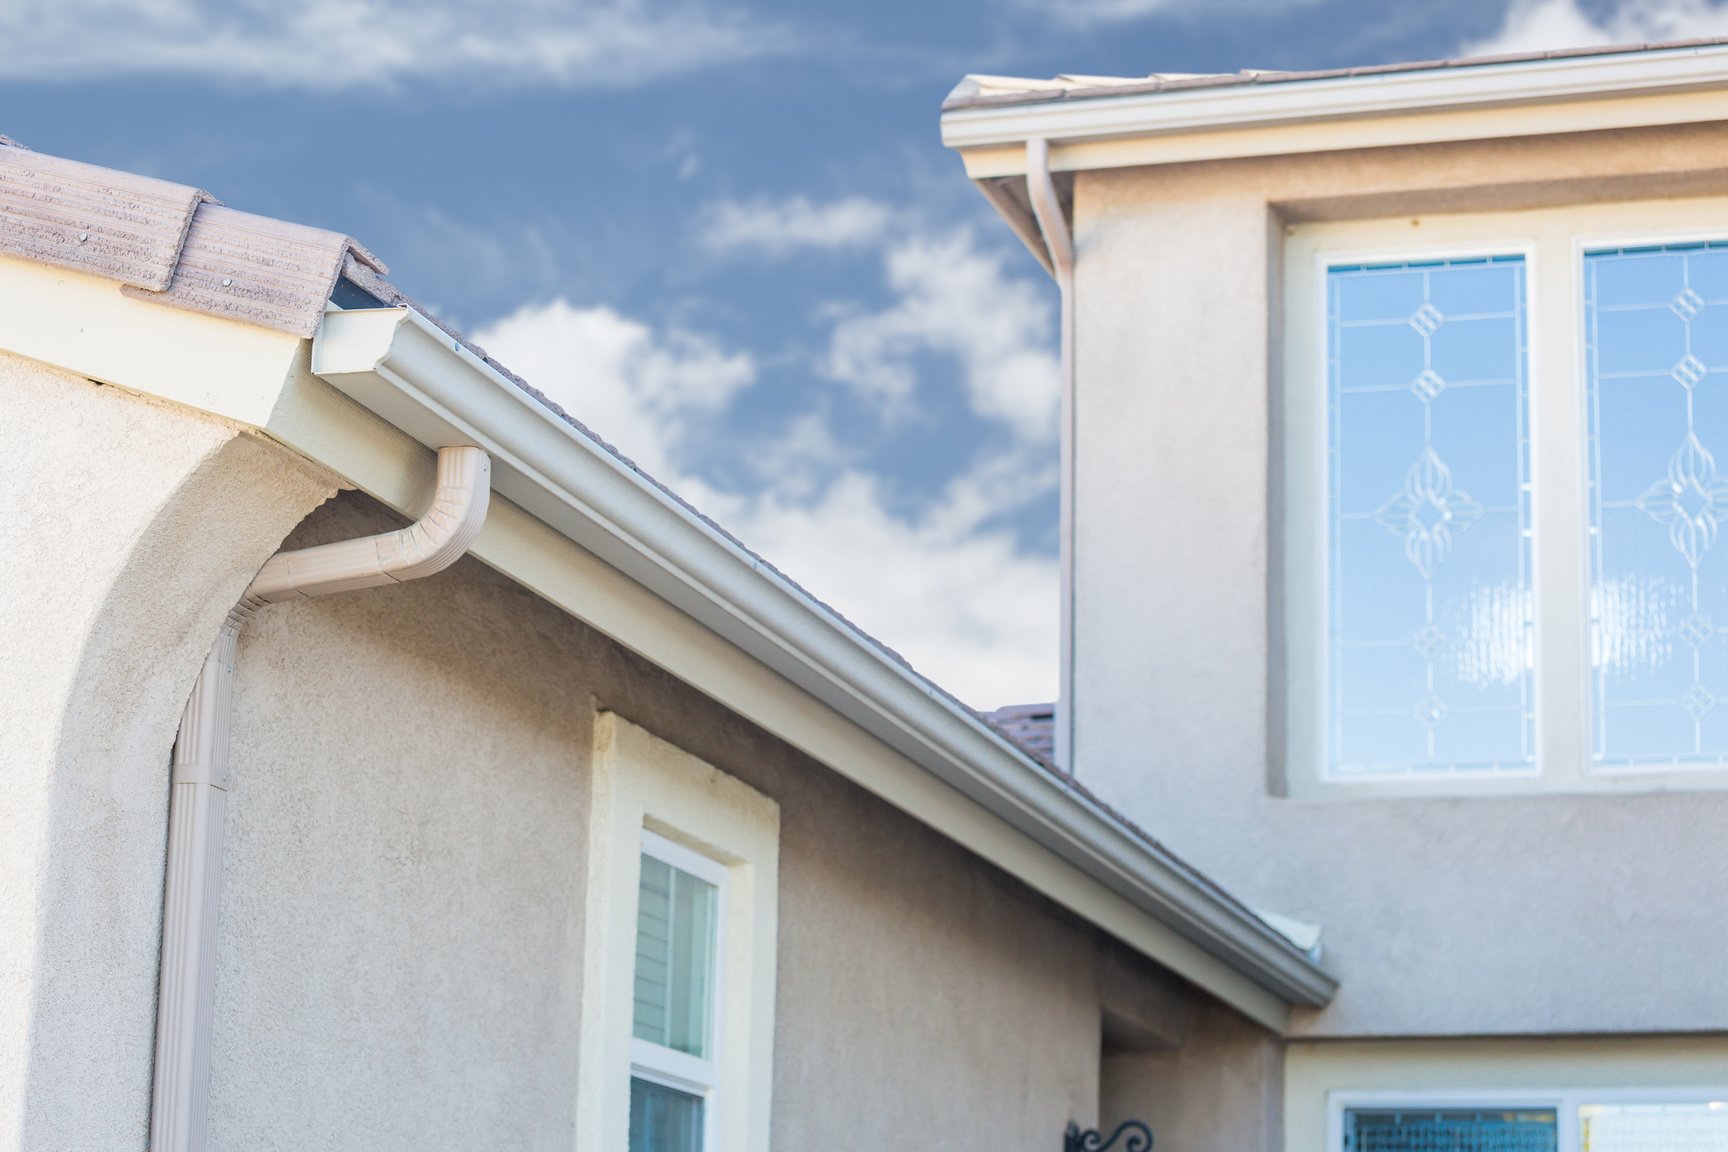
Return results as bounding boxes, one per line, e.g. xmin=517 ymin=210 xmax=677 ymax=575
xmin=1069 ymin=120 xmax=1728 ymax=1037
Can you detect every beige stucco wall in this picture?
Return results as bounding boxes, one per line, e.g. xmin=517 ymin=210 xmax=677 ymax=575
xmin=1103 ymin=996 xmax=1282 ymax=1152
xmin=1068 ymin=122 xmax=1728 ymax=1038
xmin=0 ymin=354 xmax=334 ymax=1152
xmin=206 ymin=492 xmax=1132 ymax=1150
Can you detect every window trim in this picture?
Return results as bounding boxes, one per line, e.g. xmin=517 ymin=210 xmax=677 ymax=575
xmin=575 ymin=710 xmax=780 ymax=1152
xmin=1282 ymin=196 xmax=1728 ymax=798
xmin=1328 ymin=1087 xmax=1728 ymax=1152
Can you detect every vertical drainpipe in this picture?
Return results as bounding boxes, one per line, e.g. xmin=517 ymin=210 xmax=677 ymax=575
xmin=1026 ymin=137 xmax=1078 ymax=772
xmin=149 ymin=445 xmax=490 ymax=1152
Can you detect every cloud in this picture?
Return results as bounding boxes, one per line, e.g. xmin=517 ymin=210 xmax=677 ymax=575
xmin=700 ymin=196 xmax=897 ymax=256
xmin=0 ymin=0 xmax=787 ymax=90
xmin=472 ymin=294 xmax=1059 ymax=709
xmin=1464 ymin=0 xmax=1728 ymax=56
xmin=1013 ymin=0 xmax=1320 ymax=29
xmin=825 ymin=229 xmax=1059 ymax=443
xmin=472 ymin=299 xmax=754 ymax=479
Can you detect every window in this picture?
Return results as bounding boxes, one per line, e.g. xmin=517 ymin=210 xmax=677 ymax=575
xmin=1345 ymin=1107 xmax=1557 ymax=1151
xmin=575 ymin=712 xmax=779 ymax=1152
xmin=630 ymin=833 xmax=724 ymax=1152
xmin=1334 ymin=1094 xmax=1728 ymax=1152
xmin=1284 ymin=197 xmax=1728 ymax=795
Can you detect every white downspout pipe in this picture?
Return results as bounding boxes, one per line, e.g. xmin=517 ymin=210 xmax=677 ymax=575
xmin=1026 ymin=138 xmax=1078 ymax=772
xmin=150 ymin=445 xmax=490 ymax=1152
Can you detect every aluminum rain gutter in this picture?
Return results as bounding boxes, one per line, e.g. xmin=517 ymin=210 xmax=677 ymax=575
xmin=150 ymin=446 xmax=489 ymax=1152
xmin=310 ymin=306 xmax=1338 ymax=1015
xmin=940 ymin=40 xmax=1728 ymax=156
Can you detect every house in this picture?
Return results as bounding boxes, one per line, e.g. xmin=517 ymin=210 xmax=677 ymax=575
xmin=0 ymin=134 xmax=1334 ymax=1152
xmin=942 ymin=36 xmax=1728 ymax=1152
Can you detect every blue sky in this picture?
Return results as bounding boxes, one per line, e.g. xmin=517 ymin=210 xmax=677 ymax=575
xmin=3 ymin=0 xmax=1717 ymax=707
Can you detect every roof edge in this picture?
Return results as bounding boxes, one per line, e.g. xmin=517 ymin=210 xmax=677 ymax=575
xmin=941 ymin=38 xmax=1728 ymax=155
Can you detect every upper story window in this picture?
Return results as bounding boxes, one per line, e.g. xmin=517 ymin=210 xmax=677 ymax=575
xmin=1283 ymin=198 xmax=1728 ymax=796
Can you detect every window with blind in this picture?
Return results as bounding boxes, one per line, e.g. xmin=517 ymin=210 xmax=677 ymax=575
xmin=629 ymin=831 xmax=723 ymax=1152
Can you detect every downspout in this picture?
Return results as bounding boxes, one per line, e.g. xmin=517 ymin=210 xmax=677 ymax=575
xmin=149 ymin=445 xmax=490 ymax=1152
xmin=1026 ymin=137 xmax=1078 ymax=772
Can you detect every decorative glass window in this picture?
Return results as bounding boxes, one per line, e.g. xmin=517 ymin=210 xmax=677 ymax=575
xmin=1587 ymin=242 xmax=1728 ymax=767
xmin=1335 ymin=1096 xmax=1728 ymax=1152
xmin=629 ymin=831 xmax=723 ymax=1152
xmin=1343 ymin=1107 xmax=1558 ymax=1151
xmin=1326 ymin=256 xmax=1533 ymax=777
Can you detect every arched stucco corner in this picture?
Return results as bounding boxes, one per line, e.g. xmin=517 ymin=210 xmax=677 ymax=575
xmin=0 ymin=350 xmax=340 ymax=1152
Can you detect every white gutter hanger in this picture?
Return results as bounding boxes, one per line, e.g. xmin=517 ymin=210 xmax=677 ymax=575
xmin=149 ymin=445 xmax=490 ymax=1152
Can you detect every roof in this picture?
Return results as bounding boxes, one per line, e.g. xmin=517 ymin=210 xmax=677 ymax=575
xmin=984 ymin=702 xmax=1056 ymax=763
xmin=0 ymin=133 xmax=1337 ymax=1025
xmin=943 ymin=36 xmax=1728 ymax=110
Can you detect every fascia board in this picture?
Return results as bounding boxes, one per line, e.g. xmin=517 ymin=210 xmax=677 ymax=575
xmin=307 ymin=306 xmax=1338 ymax=1018
xmin=940 ymin=41 xmax=1728 ymax=160
xmin=0 ymin=252 xmax=303 ymax=428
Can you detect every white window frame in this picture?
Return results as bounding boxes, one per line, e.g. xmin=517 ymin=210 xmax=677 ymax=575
xmin=1328 ymin=1087 xmax=1728 ymax=1152
xmin=575 ymin=711 xmax=779 ymax=1152
xmin=630 ymin=828 xmax=728 ymax=1152
xmin=1283 ymin=195 xmax=1728 ymax=798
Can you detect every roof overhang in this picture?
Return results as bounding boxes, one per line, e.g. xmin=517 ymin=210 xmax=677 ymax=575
xmin=0 ymin=217 xmax=1337 ymax=1031
xmin=941 ymin=40 xmax=1728 ymax=180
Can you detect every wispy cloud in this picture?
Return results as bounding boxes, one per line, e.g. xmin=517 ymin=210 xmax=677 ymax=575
xmin=1013 ymin=0 xmax=1321 ymax=30
xmin=0 ymin=0 xmax=789 ymax=90
xmin=470 ymin=225 xmax=1061 ymax=707
xmin=1464 ymin=0 xmax=1728 ymax=56
xmin=700 ymin=195 xmax=898 ymax=256
xmin=825 ymin=228 xmax=1059 ymax=444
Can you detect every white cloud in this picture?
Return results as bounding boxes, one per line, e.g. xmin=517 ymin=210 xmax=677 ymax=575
xmin=1464 ymin=0 xmax=1728 ymax=56
xmin=0 ymin=0 xmax=785 ymax=90
xmin=472 ymin=299 xmax=754 ymax=479
xmin=472 ymin=296 xmax=1059 ymax=709
xmin=700 ymin=196 xmax=897 ymax=256
xmin=825 ymin=229 xmax=1059 ymax=443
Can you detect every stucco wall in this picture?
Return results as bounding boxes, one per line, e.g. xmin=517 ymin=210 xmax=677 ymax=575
xmin=1068 ymin=122 xmax=1728 ymax=1037
xmin=1103 ymin=997 xmax=1282 ymax=1152
xmin=208 ymin=492 xmax=1122 ymax=1150
xmin=0 ymin=354 xmax=334 ymax=1152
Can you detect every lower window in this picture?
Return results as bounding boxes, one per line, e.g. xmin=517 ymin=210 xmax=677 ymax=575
xmin=1341 ymin=1097 xmax=1728 ymax=1152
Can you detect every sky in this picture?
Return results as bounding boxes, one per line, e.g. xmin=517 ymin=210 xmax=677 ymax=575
xmin=3 ymin=0 xmax=1721 ymax=709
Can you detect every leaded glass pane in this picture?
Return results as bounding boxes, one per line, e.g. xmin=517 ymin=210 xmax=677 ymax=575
xmin=632 ymin=854 xmax=718 ymax=1058
xmin=629 ymin=1077 xmax=705 ymax=1152
xmin=1587 ymin=241 xmax=1728 ymax=767
xmin=1581 ymin=1102 xmax=1728 ymax=1151
xmin=1327 ymin=257 xmax=1534 ymax=776
xmin=1344 ymin=1108 xmax=1557 ymax=1152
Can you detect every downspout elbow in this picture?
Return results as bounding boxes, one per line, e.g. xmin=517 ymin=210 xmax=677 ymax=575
xmin=245 ymin=445 xmax=490 ymax=604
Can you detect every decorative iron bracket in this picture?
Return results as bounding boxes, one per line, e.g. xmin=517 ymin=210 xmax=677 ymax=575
xmin=1065 ymin=1120 xmax=1154 ymax=1152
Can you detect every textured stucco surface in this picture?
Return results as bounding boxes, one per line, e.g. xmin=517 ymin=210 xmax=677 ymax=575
xmin=208 ymin=492 xmax=1139 ymax=1151
xmin=1068 ymin=123 xmax=1728 ymax=1037
xmin=0 ymin=352 xmax=333 ymax=1152
xmin=1103 ymin=996 xmax=1282 ymax=1152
